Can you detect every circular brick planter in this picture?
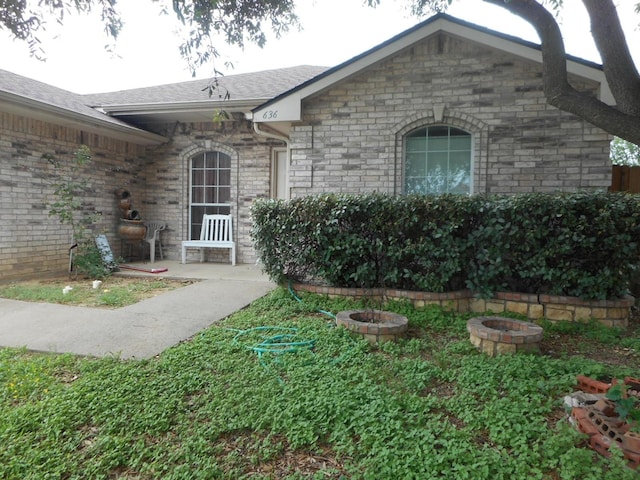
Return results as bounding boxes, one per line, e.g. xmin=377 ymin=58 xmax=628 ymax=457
xmin=467 ymin=316 xmax=543 ymax=357
xmin=336 ymin=310 xmax=408 ymax=344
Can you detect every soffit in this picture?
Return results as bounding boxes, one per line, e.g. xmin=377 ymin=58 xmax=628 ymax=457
xmin=0 ymin=92 xmax=167 ymax=146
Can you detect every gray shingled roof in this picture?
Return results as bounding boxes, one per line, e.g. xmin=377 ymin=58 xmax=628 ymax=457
xmin=83 ymin=65 xmax=328 ymax=107
xmin=0 ymin=69 xmax=142 ymax=130
xmin=0 ymin=65 xmax=327 ymax=126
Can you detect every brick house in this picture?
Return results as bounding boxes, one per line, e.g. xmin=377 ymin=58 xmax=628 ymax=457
xmin=0 ymin=14 xmax=614 ymax=281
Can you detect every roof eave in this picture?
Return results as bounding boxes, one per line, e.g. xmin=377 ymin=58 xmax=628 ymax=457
xmin=0 ymin=91 xmax=167 ymax=146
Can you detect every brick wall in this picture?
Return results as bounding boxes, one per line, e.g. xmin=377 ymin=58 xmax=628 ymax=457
xmin=0 ymin=112 xmax=148 ymax=281
xmin=288 ymin=32 xmax=611 ymax=197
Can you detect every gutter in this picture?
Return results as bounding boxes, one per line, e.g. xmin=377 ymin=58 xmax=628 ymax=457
xmin=252 ymin=120 xmax=290 ymax=144
xmin=97 ymin=98 xmax=266 ymax=116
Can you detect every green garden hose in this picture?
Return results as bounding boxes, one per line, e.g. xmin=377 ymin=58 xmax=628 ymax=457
xmin=229 ymin=326 xmax=316 ymax=383
xmin=219 ymin=282 xmax=348 ymax=383
xmin=287 ymin=280 xmax=337 ymax=321
xmin=232 ymin=326 xmax=315 ymax=356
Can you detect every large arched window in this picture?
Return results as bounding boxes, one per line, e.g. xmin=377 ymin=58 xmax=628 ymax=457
xmin=404 ymin=126 xmax=472 ymax=195
xmin=189 ymin=151 xmax=231 ymax=240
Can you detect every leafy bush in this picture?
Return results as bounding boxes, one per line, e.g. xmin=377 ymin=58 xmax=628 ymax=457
xmin=465 ymin=192 xmax=640 ymax=299
xmin=252 ymin=194 xmax=479 ymax=291
xmin=250 ymin=196 xmax=328 ymax=284
xmin=251 ymin=192 xmax=640 ymax=300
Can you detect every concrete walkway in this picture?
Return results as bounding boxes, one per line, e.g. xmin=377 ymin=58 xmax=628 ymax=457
xmin=0 ymin=262 xmax=275 ymax=359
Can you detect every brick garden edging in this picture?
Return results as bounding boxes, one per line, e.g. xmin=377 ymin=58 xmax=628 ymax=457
xmin=291 ymin=284 xmax=635 ymax=328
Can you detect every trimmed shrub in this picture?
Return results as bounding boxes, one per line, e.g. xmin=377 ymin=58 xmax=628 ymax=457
xmin=251 ymin=192 xmax=640 ymax=300
xmin=465 ymin=192 xmax=640 ymax=299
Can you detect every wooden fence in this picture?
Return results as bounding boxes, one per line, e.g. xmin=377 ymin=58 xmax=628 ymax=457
xmin=611 ymin=165 xmax=640 ymax=193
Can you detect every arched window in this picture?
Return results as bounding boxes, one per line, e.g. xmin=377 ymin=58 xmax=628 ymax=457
xmin=189 ymin=151 xmax=231 ymax=239
xmin=404 ymin=126 xmax=472 ymax=194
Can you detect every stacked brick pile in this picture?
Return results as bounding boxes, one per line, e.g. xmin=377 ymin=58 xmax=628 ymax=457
xmin=567 ymin=376 xmax=640 ymax=469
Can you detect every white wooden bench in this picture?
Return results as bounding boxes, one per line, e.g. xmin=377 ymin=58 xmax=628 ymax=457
xmin=181 ymin=214 xmax=236 ymax=265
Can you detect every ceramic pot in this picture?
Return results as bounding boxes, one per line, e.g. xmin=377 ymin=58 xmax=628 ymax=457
xmin=118 ymin=219 xmax=146 ymax=241
xmin=119 ymin=198 xmax=132 ymax=212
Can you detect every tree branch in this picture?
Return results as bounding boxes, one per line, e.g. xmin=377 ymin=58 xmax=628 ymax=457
xmin=483 ymin=0 xmax=640 ymax=144
xmin=581 ymin=0 xmax=640 ymax=116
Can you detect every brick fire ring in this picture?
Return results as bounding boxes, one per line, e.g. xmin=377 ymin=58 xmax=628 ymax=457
xmin=467 ymin=316 xmax=543 ymax=357
xmin=336 ymin=310 xmax=408 ymax=344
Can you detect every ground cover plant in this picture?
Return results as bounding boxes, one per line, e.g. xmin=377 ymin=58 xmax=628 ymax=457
xmin=0 ymin=276 xmax=192 ymax=308
xmin=0 ymin=288 xmax=638 ymax=479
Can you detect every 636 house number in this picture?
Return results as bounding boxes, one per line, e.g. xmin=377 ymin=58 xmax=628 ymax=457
xmin=262 ymin=110 xmax=278 ymax=120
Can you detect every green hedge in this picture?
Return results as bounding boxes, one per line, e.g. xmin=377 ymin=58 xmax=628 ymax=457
xmin=250 ymin=192 xmax=640 ymax=300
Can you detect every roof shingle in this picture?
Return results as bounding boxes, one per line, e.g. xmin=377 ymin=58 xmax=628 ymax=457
xmin=0 ymin=65 xmax=327 ymax=122
xmin=82 ymin=65 xmax=328 ymax=107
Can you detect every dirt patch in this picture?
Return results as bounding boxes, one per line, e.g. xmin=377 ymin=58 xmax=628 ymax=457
xmin=541 ymin=335 xmax=639 ymax=368
xmin=540 ymin=306 xmax=640 ymax=370
xmin=215 ymin=432 xmax=350 ymax=479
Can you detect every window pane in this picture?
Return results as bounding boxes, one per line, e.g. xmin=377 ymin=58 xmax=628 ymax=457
xmin=449 ymin=127 xmax=468 ymax=136
xmin=190 ymin=206 xmax=206 ymax=239
xmin=448 ymin=152 xmax=471 ymax=194
xmin=408 ymin=127 xmax=427 ymax=139
xmin=192 ymin=186 xmax=204 ymax=204
xmin=427 ymin=152 xmax=448 ymax=175
xmin=449 ymin=179 xmax=470 ymax=194
xmin=406 ymin=153 xmax=426 ymax=178
xmin=449 ymin=151 xmax=470 ymax=171
xmin=425 ymin=175 xmax=447 ymax=194
xmin=192 ymin=154 xmax=204 ymax=169
xmin=450 ymin=136 xmax=471 ymax=150
xmin=404 ymin=126 xmax=471 ymax=195
xmin=218 ymin=186 xmax=231 ymax=203
xmin=202 ymin=186 xmax=214 ymax=203
xmin=219 ymin=154 xmax=231 ymax=169
xmin=205 ymin=155 xmax=216 ymax=169
xmin=218 ymin=169 xmax=231 ymax=185
xmin=406 ymin=136 xmax=426 ymax=153
xmin=427 ymin=137 xmax=448 ymax=152
xmin=428 ymin=126 xmax=449 ymax=137
xmin=406 ymin=177 xmax=427 ymax=195
xmin=192 ymin=169 xmax=204 ymax=186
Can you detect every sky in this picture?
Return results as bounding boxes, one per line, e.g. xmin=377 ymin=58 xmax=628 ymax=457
xmin=1 ymin=0 xmax=639 ymax=94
